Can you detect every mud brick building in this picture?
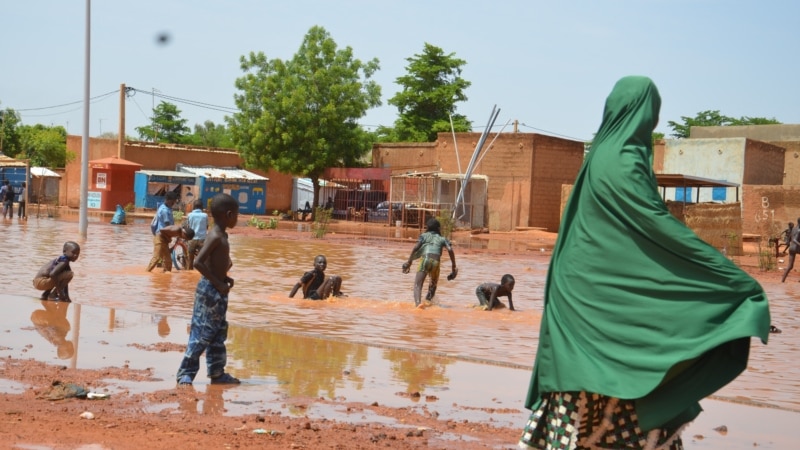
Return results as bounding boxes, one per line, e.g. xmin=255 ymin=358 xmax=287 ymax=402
xmin=374 ymin=132 xmax=584 ymax=232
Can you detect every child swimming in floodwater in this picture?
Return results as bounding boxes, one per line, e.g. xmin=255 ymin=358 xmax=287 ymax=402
xmin=289 ymin=255 xmax=344 ymax=300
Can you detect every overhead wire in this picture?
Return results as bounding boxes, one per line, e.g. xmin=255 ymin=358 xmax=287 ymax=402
xmin=9 ymin=88 xmax=589 ymax=141
xmin=13 ymin=89 xmax=119 ymax=112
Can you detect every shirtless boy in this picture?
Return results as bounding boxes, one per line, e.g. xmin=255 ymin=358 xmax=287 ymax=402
xmin=475 ymin=274 xmax=515 ymax=311
xmin=289 ymin=255 xmax=344 ymax=300
xmin=176 ymin=193 xmax=240 ymax=386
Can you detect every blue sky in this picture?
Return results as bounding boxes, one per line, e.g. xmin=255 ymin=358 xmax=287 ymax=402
xmin=2 ymin=1 xmax=798 ymax=143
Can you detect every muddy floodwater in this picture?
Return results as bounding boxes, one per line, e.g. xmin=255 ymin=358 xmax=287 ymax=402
xmin=1 ymin=216 xmax=799 ymax=448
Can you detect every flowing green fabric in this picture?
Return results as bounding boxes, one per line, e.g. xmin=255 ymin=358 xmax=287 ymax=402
xmin=524 ymin=76 xmax=771 ymax=431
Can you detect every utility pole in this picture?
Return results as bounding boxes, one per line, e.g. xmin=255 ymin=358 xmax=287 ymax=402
xmin=118 ymin=83 xmax=125 ymax=158
xmin=79 ymin=0 xmax=91 ymax=238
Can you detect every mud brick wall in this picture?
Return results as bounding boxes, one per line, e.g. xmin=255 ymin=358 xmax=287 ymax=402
xmin=529 ymin=134 xmax=584 ymax=231
xmin=742 ymin=185 xmax=800 ymax=238
xmin=777 ymin=141 xmax=800 ymax=185
xmin=683 ymin=202 xmax=743 ymax=256
xmin=436 ymin=132 xmax=583 ymax=231
xmin=371 ymin=142 xmax=439 ymax=173
xmin=64 ymin=136 xmax=292 ymax=212
xmin=742 ymin=139 xmax=785 ymax=185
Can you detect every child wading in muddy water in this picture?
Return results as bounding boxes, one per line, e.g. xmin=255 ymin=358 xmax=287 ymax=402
xmin=33 ymin=241 xmax=80 ymax=302
xmin=475 ymin=274 xmax=515 ymax=311
xmin=176 ymin=193 xmax=241 ymax=386
xmin=402 ymin=218 xmax=457 ymax=308
xmin=289 ymin=255 xmax=344 ymax=300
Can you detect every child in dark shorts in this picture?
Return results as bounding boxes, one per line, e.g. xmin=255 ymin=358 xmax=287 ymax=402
xmin=33 ymin=241 xmax=81 ymax=302
xmin=289 ymin=255 xmax=344 ymax=300
xmin=475 ymin=274 xmax=515 ymax=311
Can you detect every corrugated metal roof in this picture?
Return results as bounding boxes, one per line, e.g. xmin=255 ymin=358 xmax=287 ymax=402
xmin=137 ymin=169 xmax=197 ymax=178
xmin=0 ymin=154 xmax=26 ymax=167
xmin=31 ymin=167 xmax=61 ymax=177
xmin=178 ymin=166 xmax=269 ymax=181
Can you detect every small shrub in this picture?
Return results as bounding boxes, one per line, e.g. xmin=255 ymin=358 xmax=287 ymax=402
xmin=267 ymin=218 xmax=278 ymax=229
xmin=123 ymin=202 xmax=135 ymax=213
xmin=247 ymin=215 xmax=268 ymax=229
xmin=272 ymin=209 xmax=280 ymax=216
xmin=312 ymin=207 xmax=332 ymax=238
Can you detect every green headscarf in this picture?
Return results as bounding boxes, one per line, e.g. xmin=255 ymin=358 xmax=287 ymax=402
xmin=524 ymin=76 xmax=771 ymax=431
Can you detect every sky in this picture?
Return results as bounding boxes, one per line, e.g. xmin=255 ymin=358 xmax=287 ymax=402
xmin=2 ymin=1 xmax=799 ymax=143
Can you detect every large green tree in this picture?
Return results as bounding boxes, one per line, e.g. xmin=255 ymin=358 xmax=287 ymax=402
xmin=378 ymin=43 xmax=471 ymax=143
xmin=667 ymin=110 xmax=781 ymax=138
xmin=0 ymin=107 xmax=23 ymax=157
xmin=18 ymin=124 xmax=71 ymax=167
xmin=135 ymin=101 xmax=191 ymax=143
xmin=229 ymin=25 xmax=381 ymax=210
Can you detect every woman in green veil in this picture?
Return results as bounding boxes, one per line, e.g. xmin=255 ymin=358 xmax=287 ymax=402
xmin=519 ymin=76 xmax=771 ymax=449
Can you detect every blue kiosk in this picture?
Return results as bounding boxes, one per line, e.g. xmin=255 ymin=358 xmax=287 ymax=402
xmin=176 ymin=165 xmax=268 ymax=215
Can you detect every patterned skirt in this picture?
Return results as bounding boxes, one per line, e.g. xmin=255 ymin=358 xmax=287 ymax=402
xmin=519 ymin=392 xmax=685 ymax=450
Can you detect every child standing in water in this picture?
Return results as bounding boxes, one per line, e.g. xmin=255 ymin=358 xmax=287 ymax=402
xmin=475 ymin=274 xmax=515 ymax=311
xmin=33 ymin=241 xmax=81 ymax=302
xmin=176 ymin=193 xmax=240 ymax=386
xmin=402 ymin=218 xmax=457 ymax=307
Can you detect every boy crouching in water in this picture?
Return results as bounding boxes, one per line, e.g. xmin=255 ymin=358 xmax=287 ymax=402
xmin=475 ymin=274 xmax=515 ymax=311
xmin=176 ymin=193 xmax=240 ymax=386
xmin=33 ymin=241 xmax=81 ymax=302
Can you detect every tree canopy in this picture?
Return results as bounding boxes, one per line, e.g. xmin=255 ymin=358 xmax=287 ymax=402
xmin=19 ymin=124 xmax=71 ymax=167
xmin=228 ymin=25 xmax=381 ymax=208
xmin=186 ymin=120 xmax=234 ymax=148
xmin=0 ymin=107 xmax=23 ymax=157
xmin=377 ymin=43 xmax=471 ymax=142
xmin=135 ymin=101 xmax=191 ymax=143
xmin=667 ymin=110 xmax=781 ymax=138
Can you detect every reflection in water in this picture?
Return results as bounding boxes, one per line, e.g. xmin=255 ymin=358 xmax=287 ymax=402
xmin=228 ymin=326 xmax=369 ymax=399
xmin=30 ymin=300 xmax=73 ymax=359
xmin=156 ymin=315 xmax=171 ymax=337
xmin=177 ymin=385 xmax=230 ymax=416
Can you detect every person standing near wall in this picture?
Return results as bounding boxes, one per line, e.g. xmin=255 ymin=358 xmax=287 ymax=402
xmin=17 ymin=181 xmax=26 ymax=220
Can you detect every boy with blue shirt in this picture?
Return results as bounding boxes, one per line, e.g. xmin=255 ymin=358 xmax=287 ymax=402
xmin=185 ymin=199 xmax=209 ymax=270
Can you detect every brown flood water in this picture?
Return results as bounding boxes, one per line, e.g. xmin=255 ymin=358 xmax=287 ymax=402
xmin=1 ymin=216 xmax=798 ymax=448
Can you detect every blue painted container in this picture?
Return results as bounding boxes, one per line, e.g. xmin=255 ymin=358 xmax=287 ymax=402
xmin=176 ymin=165 xmax=268 ymax=215
xmin=134 ymin=170 xmax=199 ymax=210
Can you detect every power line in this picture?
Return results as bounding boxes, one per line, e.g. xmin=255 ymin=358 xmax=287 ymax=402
xmin=518 ymin=122 xmax=588 ymax=142
xmin=14 ymin=89 xmax=119 ymax=112
xmin=130 ymin=87 xmax=238 ymax=114
xmin=20 ymin=94 xmax=118 ymax=118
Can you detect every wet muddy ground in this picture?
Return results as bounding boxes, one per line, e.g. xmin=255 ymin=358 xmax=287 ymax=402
xmin=0 ymin=214 xmax=798 ymax=449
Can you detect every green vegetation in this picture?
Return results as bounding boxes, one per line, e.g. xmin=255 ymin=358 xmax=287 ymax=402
xmin=229 ymin=25 xmax=381 ymax=213
xmin=667 ymin=110 xmax=781 ymax=138
xmin=377 ymin=43 xmax=471 ymax=143
xmin=311 ymin=207 xmax=332 ymax=238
